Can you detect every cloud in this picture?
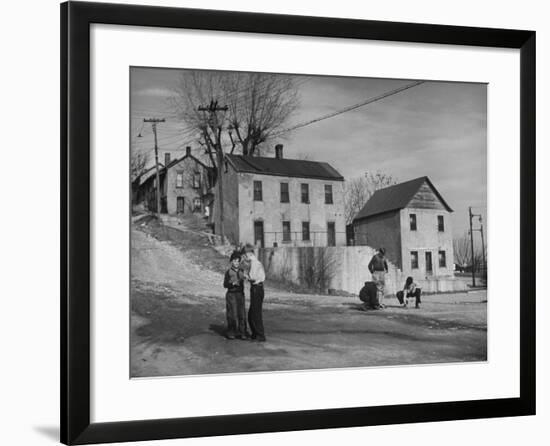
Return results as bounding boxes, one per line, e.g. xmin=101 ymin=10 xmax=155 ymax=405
xmin=134 ymin=87 xmax=174 ymax=98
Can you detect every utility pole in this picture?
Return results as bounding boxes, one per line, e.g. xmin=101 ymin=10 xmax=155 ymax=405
xmin=144 ymin=118 xmax=165 ymax=219
xmin=198 ymin=100 xmax=228 ymax=243
xmin=478 ymin=216 xmax=487 ymax=280
xmin=468 ymin=207 xmax=476 ymax=287
xmin=469 ymin=207 xmax=487 ymax=287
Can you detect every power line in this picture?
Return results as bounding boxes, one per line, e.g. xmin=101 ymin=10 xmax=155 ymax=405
xmin=272 ymin=80 xmax=425 ymax=137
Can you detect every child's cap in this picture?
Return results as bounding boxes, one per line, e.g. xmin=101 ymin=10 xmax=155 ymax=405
xmin=229 ymin=251 xmax=241 ymax=262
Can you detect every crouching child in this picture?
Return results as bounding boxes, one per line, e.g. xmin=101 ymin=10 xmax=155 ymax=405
xmin=397 ymin=276 xmax=422 ymax=308
xmin=359 ymin=281 xmax=380 ymax=310
xmin=223 ymin=251 xmax=248 ymax=339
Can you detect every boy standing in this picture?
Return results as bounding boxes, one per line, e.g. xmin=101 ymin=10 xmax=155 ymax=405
xmin=243 ymin=244 xmax=266 ymax=342
xmin=223 ymin=251 xmax=247 ymax=340
xmin=368 ymin=248 xmax=389 ymax=308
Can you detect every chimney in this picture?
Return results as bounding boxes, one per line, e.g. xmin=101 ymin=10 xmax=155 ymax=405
xmin=164 ymin=152 xmax=170 ymax=166
xmin=275 ymin=144 xmax=283 ymax=159
xmin=186 ymin=146 xmax=191 ymax=156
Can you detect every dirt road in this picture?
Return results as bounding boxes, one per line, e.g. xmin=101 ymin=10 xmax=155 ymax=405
xmin=131 ymin=226 xmax=487 ymax=377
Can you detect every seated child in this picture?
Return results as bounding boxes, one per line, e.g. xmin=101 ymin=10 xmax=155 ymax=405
xmin=397 ymin=276 xmax=422 ymax=308
xmin=223 ymin=251 xmax=248 ymax=339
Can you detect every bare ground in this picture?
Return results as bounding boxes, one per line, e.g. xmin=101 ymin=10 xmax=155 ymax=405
xmin=130 ymin=223 xmax=487 ymax=378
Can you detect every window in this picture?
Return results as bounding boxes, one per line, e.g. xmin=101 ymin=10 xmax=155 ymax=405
xmin=438 ymin=215 xmax=445 ymax=232
xmin=193 ymin=197 xmax=201 ymax=212
xmin=193 ymin=172 xmax=201 ymax=189
xmin=327 ymin=222 xmax=336 ymax=246
xmin=280 ymin=182 xmax=290 ymax=203
xmin=324 ymin=184 xmax=333 ymax=204
xmin=282 ymin=221 xmax=291 ymax=242
xmin=301 ymin=183 xmax=310 ymax=203
xmin=176 ymin=171 xmax=183 ymax=188
xmin=302 ymin=222 xmax=310 ymax=241
xmin=439 ymin=250 xmax=447 ymax=268
xmin=409 ymin=214 xmax=417 ymax=231
xmin=253 ymin=181 xmax=262 ymax=201
xmin=411 ymin=251 xmax=419 ymax=269
xmin=176 ymin=196 xmax=185 ymax=213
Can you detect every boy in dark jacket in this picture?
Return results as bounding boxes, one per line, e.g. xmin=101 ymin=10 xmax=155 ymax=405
xmin=359 ymin=281 xmax=380 ymax=310
xmin=223 ymin=251 xmax=247 ymax=339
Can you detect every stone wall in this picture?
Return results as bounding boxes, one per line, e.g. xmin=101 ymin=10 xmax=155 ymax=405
xmin=164 ymin=157 xmax=207 ymax=215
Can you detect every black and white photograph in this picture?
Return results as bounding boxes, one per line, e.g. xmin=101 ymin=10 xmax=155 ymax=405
xmin=130 ymin=67 xmax=488 ymax=378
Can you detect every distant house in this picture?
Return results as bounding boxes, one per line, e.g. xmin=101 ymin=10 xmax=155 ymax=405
xmin=133 ymin=162 xmax=164 ymax=210
xmin=352 ymin=176 xmax=454 ymax=280
xmin=135 ymin=147 xmax=215 ymax=216
xmin=214 ymin=144 xmax=346 ymax=247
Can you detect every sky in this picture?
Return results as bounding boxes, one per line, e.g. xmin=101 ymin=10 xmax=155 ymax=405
xmin=131 ymin=67 xmax=487 ymax=237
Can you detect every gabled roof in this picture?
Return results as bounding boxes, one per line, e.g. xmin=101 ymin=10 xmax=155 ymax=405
xmin=353 ymin=176 xmax=453 ymax=221
xmin=165 ymin=153 xmax=213 ymax=171
xmin=225 ymin=154 xmax=344 ymax=181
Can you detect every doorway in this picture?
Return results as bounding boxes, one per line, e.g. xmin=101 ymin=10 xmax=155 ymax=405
xmin=177 ymin=196 xmax=185 ymax=214
xmin=425 ymin=251 xmax=433 ymax=274
xmin=254 ymin=221 xmax=264 ymax=248
xmin=327 ymin=222 xmax=336 ymax=247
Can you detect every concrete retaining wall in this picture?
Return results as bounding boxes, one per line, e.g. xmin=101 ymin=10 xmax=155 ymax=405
xmin=257 ymin=245 xmax=466 ymax=296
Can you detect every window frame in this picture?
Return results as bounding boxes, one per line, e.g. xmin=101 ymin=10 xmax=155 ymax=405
xmin=410 ymin=213 xmax=417 ymax=231
xmin=253 ymin=180 xmax=263 ymax=201
xmin=280 ymin=182 xmax=290 ymax=203
xmin=327 ymin=221 xmax=336 ymax=246
xmin=175 ymin=171 xmax=184 ymax=189
xmin=282 ymin=220 xmax=291 ymax=242
xmin=301 ymin=183 xmax=310 ymax=204
xmin=192 ymin=171 xmax=201 ymax=189
xmin=437 ymin=215 xmax=445 ymax=232
xmin=411 ymin=250 xmax=419 ymax=269
xmin=439 ymin=250 xmax=447 ymax=268
xmin=302 ymin=221 xmax=310 ymax=241
xmin=324 ymin=184 xmax=333 ymax=204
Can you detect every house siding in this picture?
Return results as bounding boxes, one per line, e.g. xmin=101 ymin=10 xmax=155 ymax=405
xmin=407 ymin=181 xmax=448 ymax=210
xmin=353 ymin=211 xmax=402 ymax=269
xmin=399 ymin=208 xmax=454 ymax=279
xmin=237 ymin=173 xmax=346 ymax=247
xmin=215 ymin=164 xmax=240 ymax=244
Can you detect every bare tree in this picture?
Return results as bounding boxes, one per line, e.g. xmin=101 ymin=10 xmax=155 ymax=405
xmin=225 ymin=73 xmax=299 ymax=156
xmin=453 ymin=232 xmax=487 ymax=274
xmin=453 ymin=232 xmax=471 ymax=270
xmin=344 ymin=171 xmax=397 ymax=224
xmin=130 ymin=151 xmax=150 ymax=182
xmin=169 ymin=70 xmax=300 ymax=242
xmin=170 ymin=70 xmax=299 ymax=163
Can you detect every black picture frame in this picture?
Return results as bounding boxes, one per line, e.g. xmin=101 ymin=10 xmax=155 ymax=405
xmin=61 ymin=1 xmax=536 ymax=444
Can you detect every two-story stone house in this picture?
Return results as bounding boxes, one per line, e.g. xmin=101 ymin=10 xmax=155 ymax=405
xmin=136 ymin=147 xmax=215 ymax=215
xmin=214 ymin=145 xmax=346 ymax=247
xmin=352 ymin=176 xmax=455 ymax=280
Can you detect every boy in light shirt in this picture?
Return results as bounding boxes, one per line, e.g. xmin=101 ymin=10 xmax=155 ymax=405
xmin=243 ymin=244 xmax=266 ymax=342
